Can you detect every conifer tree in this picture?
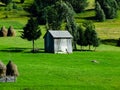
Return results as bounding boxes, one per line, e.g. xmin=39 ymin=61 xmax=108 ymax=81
xmin=95 ymin=1 xmax=106 ymax=21
xmin=91 ymin=30 xmax=100 ymax=51
xmin=83 ymin=21 xmax=99 ymax=50
xmin=21 ymin=17 xmax=42 ymax=52
xmin=96 ymin=0 xmax=118 ymax=19
xmin=76 ymin=25 xmax=85 ymax=50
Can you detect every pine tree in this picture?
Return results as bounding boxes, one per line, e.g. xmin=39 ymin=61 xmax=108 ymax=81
xmin=76 ymin=25 xmax=85 ymax=50
xmin=21 ymin=17 xmax=42 ymax=53
xmin=95 ymin=1 xmax=106 ymax=22
xmin=91 ymin=30 xmax=100 ymax=51
xmin=83 ymin=21 xmax=96 ymax=50
xmin=96 ymin=0 xmax=118 ymax=19
xmin=65 ymin=0 xmax=88 ymax=13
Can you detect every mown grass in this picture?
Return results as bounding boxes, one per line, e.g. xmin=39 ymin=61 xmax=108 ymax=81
xmin=0 ymin=36 xmax=120 ymax=90
xmin=75 ymin=10 xmax=120 ymax=39
xmin=0 ymin=0 xmax=120 ymax=90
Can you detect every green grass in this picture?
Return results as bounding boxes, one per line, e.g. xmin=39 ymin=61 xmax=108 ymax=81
xmin=0 ymin=0 xmax=120 ymax=90
xmin=75 ymin=10 xmax=120 ymax=39
xmin=0 ymin=36 xmax=120 ymax=90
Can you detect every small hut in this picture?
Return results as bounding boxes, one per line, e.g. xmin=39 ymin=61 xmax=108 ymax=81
xmin=44 ymin=30 xmax=73 ymax=53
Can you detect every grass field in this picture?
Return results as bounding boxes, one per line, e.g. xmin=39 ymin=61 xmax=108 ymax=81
xmin=0 ymin=36 xmax=120 ymax=90
xmin=0 ymin=0 xmax=120 ymax=90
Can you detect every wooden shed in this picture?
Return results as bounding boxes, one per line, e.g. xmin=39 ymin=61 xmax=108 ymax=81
xmin=44 ymin=30 xmax=73 ymax=53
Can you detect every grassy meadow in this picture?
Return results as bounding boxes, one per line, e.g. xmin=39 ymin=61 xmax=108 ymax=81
xmin=0 ymin=0 xmax=120 ymax=90
xmin=0 ymin=37 xmax=120 ymax=90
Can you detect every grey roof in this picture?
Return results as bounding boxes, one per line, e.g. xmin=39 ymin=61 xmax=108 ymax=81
xmin=48 ymin=30 xmax=73 ymax=38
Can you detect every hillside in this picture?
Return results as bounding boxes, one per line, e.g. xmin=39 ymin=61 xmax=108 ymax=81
xmin=0 ymin=0 xmax=120 ymax=40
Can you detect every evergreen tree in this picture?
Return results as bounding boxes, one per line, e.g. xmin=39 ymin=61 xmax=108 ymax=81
xmin=76 ymin=25 xmax=85 ymax=50
xmin=29 ymin=0 xmax=88 ymax=25
xmin=96 ymin=0 xmax=118 ymax=19
xmin=64 ymin=2 xmax=77 ymax=50
xmin=65 ymin=0 xmax=88 ymax=13
xmin=83 ymin=21 xmax=95 ymax=50
xmin=91 ymin=30 xmax=100 ymax=51
xmin=95 ymin=1 xmax=106 ymax=21
xmin=21 ymin=17 xmax=42 ymax=53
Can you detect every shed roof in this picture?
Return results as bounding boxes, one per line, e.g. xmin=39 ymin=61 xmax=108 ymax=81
xmin=46 ymin=30 xmax=73 ymax=38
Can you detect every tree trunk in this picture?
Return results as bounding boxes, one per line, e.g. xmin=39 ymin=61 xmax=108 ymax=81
xmin=73 ymin=41 xmax=77 ymax=50
xmin=89 ymin=45 xmax=91 ymax=50
xmin=94 ymin=46 xmax=96 ymax=51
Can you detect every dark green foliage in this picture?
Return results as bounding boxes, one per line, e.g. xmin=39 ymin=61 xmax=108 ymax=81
xmin=117 ymin=38 xmax=120 ymax=46
xmin=21 ymin=17 xmax=42 ymax=52
xmin=91 ymin=30 xmax=100 ymax=50
xmin=20 ymin=0 xmax=25 ymax=3
xmin=29 ymin=0 xmax=88 ymax=24
xmin=65 ymin=0 xmax=88 ymax=13
xmin=116 ymin=0 xmax=120 ymax=8
xmin=64 ymin=2 xmax=77 ymax=50
xmin=76 ymin=25 xmax=85 ymax=50
xmin=95 ymin=2 xmax=106 ymax=22
xmin=66 ymin=20 xmax=77 ymax=50
xmin=96 ymin=0 xmax=118 ymax=19
xmin=1 ymin=0 xmax=12 ymax=5
xmin=83 ymin=21 xmax=100 ymax=50
xmin=45 ymin=5 xmax=62 ymax=30
xmin=45 ymin=1 xmax=75 ymax=30
xmin=13 ymin=3 xmax=17 ymax=9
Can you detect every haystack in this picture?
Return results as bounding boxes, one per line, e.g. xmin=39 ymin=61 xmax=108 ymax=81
xmin=0 ymin=61 xmax=6 ymax=77
xmin=6 ymin=61 xmax=19 ymax=76
xmin=7 ymin=26 xmax=16 ymax=36
xmin=0 ymin=26 xmax=8 ymax=37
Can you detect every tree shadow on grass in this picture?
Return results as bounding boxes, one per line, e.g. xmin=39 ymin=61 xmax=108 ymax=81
xmin=23 ymin=48 xmax=46 ymax=53
xmin=74 ymin=49 xmax=94 ymax=52
xmin=0 ymin=47 xmax=29 ymax=53
xmin=101 ymin=39 xmax=118 ymax=46
xmin=0 ymin=47 xmax=46 ymax=53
